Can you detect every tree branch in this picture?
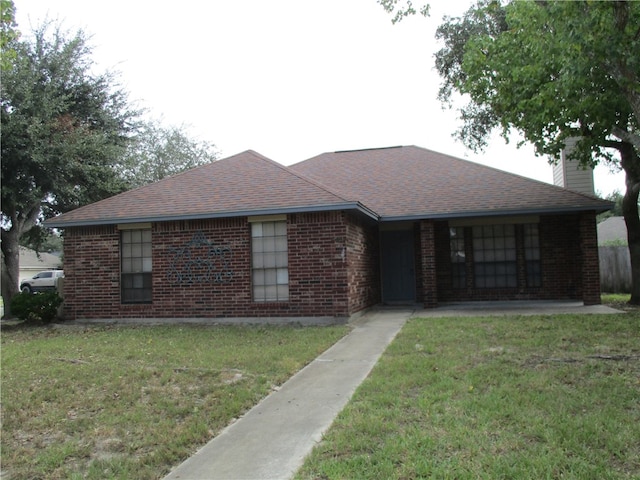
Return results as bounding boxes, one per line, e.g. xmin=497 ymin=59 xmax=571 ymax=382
xmin=612 ymin=126 xmax=640 ymax=151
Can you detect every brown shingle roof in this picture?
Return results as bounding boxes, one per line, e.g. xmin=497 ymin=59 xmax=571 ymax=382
xmin=47 ymin=146 xmax=611 ymax=228
xmin=290 ymin=145 xmax=611 ymax=220
xmin=47 ymin=150 xmax=367 ymax=227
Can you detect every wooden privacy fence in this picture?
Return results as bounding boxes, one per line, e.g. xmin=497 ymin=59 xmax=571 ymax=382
xmin=599 ymin=246 xmax=631 ymax=293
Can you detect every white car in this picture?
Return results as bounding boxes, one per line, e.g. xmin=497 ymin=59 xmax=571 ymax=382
xmin=20 ymin=270 xmax=64 ymax=294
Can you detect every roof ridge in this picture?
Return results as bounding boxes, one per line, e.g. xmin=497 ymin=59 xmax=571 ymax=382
xmin=333 ymin=145 xmax=404 ymax=154
xmin=251 ymin=150 xmax=359 ymax=204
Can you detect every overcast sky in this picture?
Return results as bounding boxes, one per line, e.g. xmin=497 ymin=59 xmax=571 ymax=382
xmin=15 ymin=0 xmax=625 ymax=196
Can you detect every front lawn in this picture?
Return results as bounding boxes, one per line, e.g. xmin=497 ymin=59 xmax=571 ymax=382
xmin=0 ymin=323 xmax=348 ymax=479
xmin=296 ymin=313 xmax=640 ymax=479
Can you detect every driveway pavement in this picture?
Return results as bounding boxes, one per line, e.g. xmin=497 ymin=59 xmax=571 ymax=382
xmin=163 ymin=301 xmax=621 ymax=480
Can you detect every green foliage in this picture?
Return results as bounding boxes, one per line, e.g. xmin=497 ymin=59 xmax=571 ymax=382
xmin=0 ymin=0 xmax=19 ymax=70
xmin=377 ymin=0 xmax=429 ymax=24
xmin=1 ymin=22 xmax=139 ymax=226
xmin=601 ymin=292 xmax=631 ymax=307
xmin=20 ymin=225 xmax=63 ymax=253
xmin=600 ymin=238 xmax=628 ymax=247
xmin=121 ymin=120 xmax=219 ymax=188
xmin=597 ymin=190 xmax=625 ymax=222
xmin=435 ymin=1 xmax=639 ymax=167
xmin=434 ymin=0 xmax=640 ymax=303
xmin=10 ymin=291 xmax=62 ymax=323
xmin=1 ymin=20 xmax=140 ymax=298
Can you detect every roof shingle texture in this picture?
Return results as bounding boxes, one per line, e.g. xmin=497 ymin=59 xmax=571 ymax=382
xmin=290 ymin=145 xmax=609 ymax=219
xmin=48 ymin=146 xmax=610 ymax=227
xmin=49 ymin=150 xmax=352 ymax=226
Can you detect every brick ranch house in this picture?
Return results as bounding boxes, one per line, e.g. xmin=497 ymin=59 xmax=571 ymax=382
xmin=46 ymin=146 xmax=611 ymax=323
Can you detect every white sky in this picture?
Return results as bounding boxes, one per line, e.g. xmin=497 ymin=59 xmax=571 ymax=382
xmin=15 ymin=0 xmax=625 ymax=196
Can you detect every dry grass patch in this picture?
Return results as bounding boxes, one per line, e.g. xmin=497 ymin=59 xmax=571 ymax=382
xmin=1 ymin=323 xmax=348 ymax=479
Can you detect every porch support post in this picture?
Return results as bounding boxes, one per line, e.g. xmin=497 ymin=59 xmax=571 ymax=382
xmin=420 ymin=220 xmax=438 ymax=308
xmin=580 ymin=211 xmax=602 ymax=305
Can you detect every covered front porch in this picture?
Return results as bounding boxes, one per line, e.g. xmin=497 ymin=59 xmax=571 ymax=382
xmin=376 ymin=212 xmax=602 ymax=309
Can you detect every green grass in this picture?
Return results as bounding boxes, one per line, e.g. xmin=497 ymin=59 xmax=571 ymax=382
xmin=1 ymin=323 xmax=348 ymax=479
xmin=296 ymin=313 xmax=640 ymax=480
xmin=602 ymin=293 xmax=633 ymax=308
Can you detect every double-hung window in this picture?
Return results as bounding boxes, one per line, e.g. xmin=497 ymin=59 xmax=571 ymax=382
xmin=251 ymin=220 xmax=289 ymax=302
xmin=121 ymin=228 xmax=152 ymax=303
xmin=472 ymin=224 xmax=517 ymax=288
xmin=449 ymin=221 xmax=542 ymax=290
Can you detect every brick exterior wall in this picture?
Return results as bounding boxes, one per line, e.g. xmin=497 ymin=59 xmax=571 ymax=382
xmin=345 ymin=215 xmax=381 ymax=313
xmin=579 ymin=211 xmax=602 ymax=305
xmin=62 ymin=211 xmax=379 ymax=322
xmin=431 ymin=213 xmax=600 ymax=304
xmin=61 ymin=211 xmax=602 ymax=320
xmin=287 ymin=211 xmax=349 ymax=317
xmin=419 ymin=220 xmax=438 ymax=307
xmin=539 ymin=215 xmax=582 ymax=300
xmin=63 ymin=225 xmax=120 ymax=321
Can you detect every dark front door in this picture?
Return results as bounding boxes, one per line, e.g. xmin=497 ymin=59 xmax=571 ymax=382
xmin=380 ymin=229 xmax=416 ymax=304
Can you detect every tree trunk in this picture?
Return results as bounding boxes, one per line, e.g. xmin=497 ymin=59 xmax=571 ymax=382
xmin=1 ymin=228 xmax=22 ymax=317
xmin=620 ymin=144 xmax=640 ymax=304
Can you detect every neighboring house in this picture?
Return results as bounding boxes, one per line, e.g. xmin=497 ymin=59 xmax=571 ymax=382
xmin=19 ymin=247 xmax=62 ymax=284
xmin=46 ymin=146 xmax=611 ymax=323
xmin=597 ymin=216 xmax=627 ymax=245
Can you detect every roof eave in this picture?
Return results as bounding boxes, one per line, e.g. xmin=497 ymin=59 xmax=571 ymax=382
xmin=380 ymin=203 xmax=614 ymax=222
xmin=45 ymin=202 xmax=379 ymax=228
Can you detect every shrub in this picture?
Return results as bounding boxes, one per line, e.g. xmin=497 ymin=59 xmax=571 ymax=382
xmin=600 ymin=238 xmax=628 ymax=247
xmin=10 ymin=292 xmax=63 ymax=324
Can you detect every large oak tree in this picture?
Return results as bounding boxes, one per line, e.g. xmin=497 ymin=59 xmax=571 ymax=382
xmin=1 ymin=18 xmax=220 ymax=314
xmin=1 ymin=23 xmax=139 ymax=308
xmin=433 ymin=0 xmax=640 ymax=303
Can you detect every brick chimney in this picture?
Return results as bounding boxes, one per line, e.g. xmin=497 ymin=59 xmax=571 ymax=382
xmin=552 ymin=137 xmax=595 ymax=195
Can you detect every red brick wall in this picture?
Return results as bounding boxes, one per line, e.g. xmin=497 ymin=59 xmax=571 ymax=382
xmin=345 ymin=214 xmax=380 ymax=313
xmin=419 ymin=220 xmax=438 ymax=307
xmin=62 ymin=225 xmax=120 ymax=321
xmin=62 ymin=212 xmax=368 ymax=321
xmin=539 ymin=214 xmax=583 ymax=300
xmin=579 ymin=211 xmax=602 ymax=305
xmin=62 ymin=211 xmax=601 ymax=319
xmin=287 ymin=211 xmax=349 ymax=317
xmin=432 ymin=213 xmax=600 ymax=304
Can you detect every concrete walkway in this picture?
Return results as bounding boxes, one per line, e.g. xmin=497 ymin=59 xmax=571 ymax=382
xmin=163 ymin=301 xmax=621 ymax=480
xmin=416 ymin=300 xmax=621 ymax=317
xmin=163 ymin=308 xmax=412 ymax=480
